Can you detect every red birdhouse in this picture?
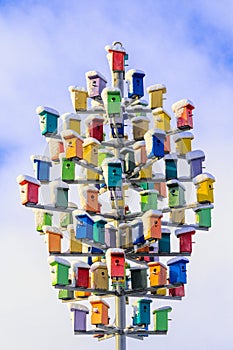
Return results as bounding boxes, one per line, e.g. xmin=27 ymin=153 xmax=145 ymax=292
xmin=106 ymin=248 xmax=125 ymax=279
xmin=17 ymin=175 xmax=40 ymax=205
xmin=175 ymin=227 xmax=196 ymax=253
xmin=105 ymin=42 xmax=127 ymax=72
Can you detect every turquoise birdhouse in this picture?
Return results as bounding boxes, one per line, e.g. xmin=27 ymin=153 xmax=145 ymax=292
xmin=102 ymin=158 xmax=122 ymax=189
xmin=132 ymin=299 xmax=152 ymax=327
xmin=36 ymin=106 xmax=59 ymax=136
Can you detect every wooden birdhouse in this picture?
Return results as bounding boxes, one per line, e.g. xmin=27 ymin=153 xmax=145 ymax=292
xmin=167 ymin=257 xmax=189 ymax=284
xmin=131 ymin=219 xmax=144 ymax=245
xmin=193 ymin=173 xmax=215 ymax=203
xmin=105 ymin=224 xmax=117 ymax=248
xmin=106 ymin=248 xmax=125 ymax=280
xmin=172 ymin=99 xmax=195 ymax=130
xmin=133 ymin=141 xmax=147 ymax=166
xmin=130 ymin=266 xmax=148 ymax=290
xmin=153 ymin=306 xmax=172 ymax=332
xmin=147 ymin=84 xmax=166 ymax=109
xmin=60 ymin=202 xmax=77 ymax=228
xmin=186 ymin=150 xmax=205 ymax=178
xmin=74 ymin=277 xmax=91 ymax=299
xmin=193 ymin=204 xmax=214 ymax=228
xmin=102 ymin=157 xmax=122 ymax=189
xmin=152 ymin=108 xmax=171 ymax=132
xmin=130 ymin=98 xmax=148 ymax=117
xmin=50 ymin=179 xmax=69 ymax=208
xmin=72 ymin=261 xmax=90 ymax=288
xmin=36 ymin=106 xmax=60 ymax=136
xmin=169 ymin=284 xmax=185 ymax=297
xmin=79 ymin=185 xmax=99 ymax=213
xmin=61 ymin=112 xmax=81 ymax=134
xmin=68 ymin=86 xmax=88 ymax=111
xmin=90 ymin=262 xmax=108 ymax=290
xmin=120 ymin=147 xmax=135 ymax=174
xmin=132 ymin=299 xmax=152 ymax=327
xmin=61 ymin=130 xmax=84 ymax=160
xmin=174 ymin=132 xmax=194 ymax=155
xmin=142 ymin=210 xmax=163 ymax=241
xmin=17 ymin=175 xmax=41 ymax=205
xmin=119 ymin=223 xmax=133 ymax=249
xmin=48 ymin=256 xmax=70 ymax=286
xmin=167 ymin=180 xmax=186 ymax=208
xmin=164 ymin=154 xmax=178 ymax=180
xmin=158 ymin=228 xmax=171 ymax=254
xmin=43 ymin=226 xmax=63 ymax=253
xmin=58 ymin=289 xmax=74 ymax=301
xmin=175 ymin=227 xmax=196 ymax=253
xmin=85 ymin=70 xmax=107 ymax=100
xmin=131 ymin=116 xmax=150 ymax=141
xmin=83 ymin=137 xmax=100 ymax=166
xmin=164 ymin=135 xmax=171 ymax=154
xmin=47 ymin=138 xmax=64 ymax=162
xmin=98 ymin=148 xmax=114 ymax=167
xmin=90 ymin=298 xmax=110 ymax=326
xmin=148 ymin=261 xmax=167 ymax=287
xmin=170 ymin=208 xmax=185 ymax=224
xmin=140 ymin=189 xmax=158 ymax=212
xmin=85 ymin=115 xmax=104 ymax=142
xmin=101 ymin=87 xmax=122 ymax=118
xmin=105 ymin=41 xmax=127 ymax=72
xmin=60 ymin=155 xmax=75 ymax=182
xmin=31 ymin=155 xmax=52 ymax=182
xmin=72 ymin=210 xmax=94 ymax=240
xmin=93 ymin=215 xmax=107 ymax=245
xmin=67 ymin=224 xmax=82 ymax=253
xmin=33 ymin=209 xmax=53 ymax=233
xmin=144 ymin=129 xmax=166 ymax=159
xmin=125 ymin=69 xmax=145 ymax=98
xmin=70 ymin=303 xmax=89 ymax=332
xmin=154 ymin=181 xmax=167 ymax=199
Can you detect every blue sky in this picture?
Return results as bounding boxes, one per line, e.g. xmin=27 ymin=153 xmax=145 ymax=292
xmin=0 ymin=1 xmax=233 ymax=349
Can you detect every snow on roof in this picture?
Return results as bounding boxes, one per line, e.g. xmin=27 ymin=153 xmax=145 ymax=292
xmin=49 ymin=179 xmax=69 ymax=189
xmin=83 ymin=137 xmax=101 ymax=147
xmin=144 ymin=128 xmax=166 ymax=137
xmin=101 ymin=86 xmax=121 ymax=101
xmin=193 ymin=172 xmax=215 ymax=184
xmin=120 ymin=147 xmax=134 ymax=154
xmin=85 ymin=70 xmax=107 ymax=82
xmin=173 ymin=132 xmax=194 ymax=142
xmin=172 ymin=99 xmax=194 ymax=112
xmin=68 ymin=86 xmax=87 ymax=93
xmin=193 ymin=204 xmax=214 ymax=211
xmin=130 ymin=265 xmax=148 ymax=270
xmin=90 ymin=262 xmax=107 ymax=272
xmin=32 ymin=208 xmax=53 ymax=215
xmin=42 ymin=226 xmax=63 ymax=236
xmin=17 ymin=174 xmax=41 ymax=186
xmin=142 ymin=210 xmax=163 ymax=218
xmin=105 ymin=41 xmax=126 ymax=53
xmin=48 ymin=256 xmax=71 ymax=267
xmin=152 ymin=107 xmax=171 ymax=119
xmin=72 ymin=260 xmax=90 ymax=269
xmin=131 ymin=99 xmax=148 ymax=107
xmin=166 ymin=179 xmax=186 ymax=190
xmin=186 ymin=150 xmax=205 ymax=161
xmin=147 ymin=84 xmax=166 ymax=93
xmin=164 ymin=153 xmax=178 ymax=160
xmin=153 ymin=306 xmax=172 ymax=312
xmin=119 ymin=223 xmax=130 ymax=229
xmin=148 ymin=261 xmax=167 ymax=269
xmin=167 ymin=257 xmax=189 ymax=265
xmin=70 ymin=303 xmax=89 ymax=312
xmin=84 ymin=115 xmax=104 ymax=126
xmin=36 ymin=106 xmax=59 ymax=116
xmin=61 ymin=112 xmax=81 ymax=121
xmin=131 ymin=116 xmax=150 ymax=123
xmin=130 ymin=219 xmax=143 ymax=227
xmin=139 ymin=189 xmax=159 ymax=195
xmin=101 ymin=157 xmax=122 ymax=168
xmin=30 ymin=155 xmax=52 ymax=163
xmin=89 ymin=297 xmax=110 ymax=308
xmin=60 ymin=129 xmax=84 ymax=141
xmin=162 ymin=228 xmax=171 ymax=234
xmin=105 ymin=223 xmax=117 ymax=230
xmin=68 ymin=202 xmax=78 ymax=209
xmin=125 ymin=69 xmax=145 ymax=80
xmin=92 ymin=215 xmax=107 ymax=223
xmin=98 ymin=148 xmax=114 ymax=155
xmin=175 ymin=226 xmax=196 ymax=236
xmin=133 ymin=140 xmax=146 ymax=149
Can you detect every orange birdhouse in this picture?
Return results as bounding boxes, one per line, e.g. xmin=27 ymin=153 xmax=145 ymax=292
xmin=148 ymin=261 xmax=167 ymax=287
xmin=61 ymin=130 xmax=84 ymax=160
xmin=42 ymin=226 xmax=63 ymax=254
xmin=142 ymin=210 xmax=163 ymax=241
xmin=90 ymin=298 xmax=110 ymax=325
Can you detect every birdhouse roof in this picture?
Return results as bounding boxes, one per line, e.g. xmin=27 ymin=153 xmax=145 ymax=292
xmin=125 ymin=69 xmax=145 ymax=80
xmin=105 ymin=223 xmax=117 ymax=230
xmin=30 ymin=155 xmax=52 ymax=163
xmin=152 ymin=107 xmax=171 ymax=119
xmin=90 ymin=262 xmax=107 ymax=272
xmin=90 ymin=298 xmax=110 ymax=308
xmin=186 ymin=150 xmax=205 ymax=161
xmin=68 ymin=85 xmax=87 ymax=93
xmin=48 ymin=256 xmax=71 ymax=267
xmin=69 ymin=303 xmax=89 ymax=312
xmin=172 ymin=99 xmax=194 ymax=112
xmin=148 ymin=261 xmax=167 ymax=269
xmin=137 ymin=298 xmax=152 ymax=303
xmin=130 ymin=99 xmax=148 ymax=107
xmin=101 ymin=86 xmax=121 ymax=100
xmin=49 ymin=179 xmax=69 ymax=189
xmin=153 ymin=306 xmax=172 ymax=313
xmin=133 ymin=140 xmax=146 ymax=149
xmin=101 ymin=157 xmax=122 ymax=170
xmin=17 ymin=175 xmax=41 ymax=186
xmin=147 ymin=84 xmax=166 ymax=93
xmin=98 ymin=148 xmax=114 ymax=155
xmin=83 ymin=137 xmax=101 ymax=147
xmin=72 ymin=209 xmax=95 ymax=222
xmin=142 ymin=209 xmax=163 ymax=219
xmin=42 ymin=226 xmax=63 ymax=236
xmin=166 ymin=179 xmax=186 ymax=190
xmin=60 ymin=129 xmax=84 ymax=141
xmin=193 ymin=172 xmax=215 ymax=184
xmin=84 ymin=115 xmax=104 ymax=125
xmin=131 ymin=116 xmax=150 ymax=123
xmin=193 ymin=204 xmax=214 ymax=211
xmin=36 ymin=106 xmax=60 ymax=117
xmin=61 ymin=112 xmax=81 ymax=121
xmin=72 ymin=260 xmax=90 ymax=269
xmin=175 ymin=226 xmax=196 ymax=236
xmin=144 ymin=128 xmax=166 ymax=137
xmin=85 ymin=70 xmax=107 ymax=82
xmin=92 ymin=215 xmax=108 ymax=224
xmin=162 ymin=228 xmax=171 ymax=234
xmin=164 ymin=153 xmax=178 ymax=160
xmin=139 ymin=189 xmax=159 ymax=195
xmin=130 ymin=265 xmax=148 ymax=270
xmin=32 ymin=208 xmax=53 ymax=215
xmin=167 ymin=257 xmax=189 ymax=265
xmin=173 ymin=131 xmax=194 ymax=142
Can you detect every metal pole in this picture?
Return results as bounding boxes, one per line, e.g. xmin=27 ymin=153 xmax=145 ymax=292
xmin=113 ymin=71 xmax=124 ymax=97
xmin=115 ymin=285 xmax=126 ymax=350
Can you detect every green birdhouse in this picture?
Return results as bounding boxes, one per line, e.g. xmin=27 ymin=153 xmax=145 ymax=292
xmin=167 ymin=180 xmax=186 ymax=208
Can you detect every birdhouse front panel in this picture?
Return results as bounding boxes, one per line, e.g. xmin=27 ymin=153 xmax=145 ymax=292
xmin=153 ymin=307 xmax=172 ymax=332
xmin=143 ymin=211 xmax=162 ymax=241
xmin=39 ymin=114 xmax=59 ymax=136
xmin=32 ymin=158 xmax=52 ymax=182
xmin=158 ymin=229 xmax=171 ymax=253
xmin=48 ymin=139 xmax=64 ymax=162
xmin=194 ymin=205 xmax=213 ymax=228
xmin=165 ymin=158 xmax=178 ymax=180
xmin=167 ymin=257 xmax=189 ymax=284
xmin=107 ymin=162 xmax=122 ymax=189
xmin=88 ymin=118 xmax=104 ymax=142
xmin=147 ymin=85 xmax=166 ymax=109
xmin=86 ymin=71 xmax=107 ymax=99
xmin=176 ymin=227 xmax=196 ymax=253
xmin=132 ymin=117 xmax=150 ymax=141
xmin=106 ymin=90 xmax=121 ymax=116
xmin=60 ymin=211 xmax=73 ymax=228
xmin=68 ymin=118 xmax=81 ymax=134
xmin=140 ymin=190 xmax=158 ymax=212
xmin=56 ymin=188 xmax=69 ymax=208
xmin=110 ymin=119 xmax=124 ymax=138
xmin=93 ymin=219 xmax=107 ymax=245
xmin=170 ymin=208 xmax=185 ymax=224
xmin=58 ymin=289 xmax=74 ymax=300
xmin=194 ymin=176 xmax=215 ymax=203
xmin=169 ymin=284 xmax=185 ymax=297
xmin=74 ymin=277 xmax=91 ymax=298
xmin=167 ymin=181 xmax=186 ymax=208
xmin=62 ymin=158 xmax=75 ymax=181
xmin=119 ymin=224 xmax=133 ymax=249
xmin=152 ymin=108 xmax=171 ymax=132
xmin=177 ymin=105 xmax=194 ymax=130
xmin=131 ymin=220 xmax=144 ymax=245
xmin=130 ymin=267 xmax=148 ymax=290
xmin=174 ymin=132 xmax=194 ymax=155
xmin=17 ymin=175 xmax=41 ymax=205
xmin=69 ymin=87 xmax=88 ymax=111
xmin=74 ymin=213 xmax=94 ymax=240
xmin=84 ymin=189 xmax=99 ymax=213
xmin=91 ymin=263 xmax=108 ymax=290
xmin=47 ymin=232 xmax=63 ymax=253
xmin=139 ymin=165 xmax=152 ymax=179
xmin=83 ymin=142 xmax=99 ymax=166
xmin=90 ymin=300 xmax=109 ymax=325
xmin=72 ymin=309 xmax=88 ymax=332
xmin=75 ymin=267 xmax=90 ymax=288
xmin=109 ymin=49 xmax=125 ymax=72
xmin=109 ymin=252 xmax=125 ymax=278
xmin=105 ymin=225 xmax=117 ymax=248
xmin=148 ymin=262 xmax=167 ymax=287
xmin=49 ymin=258 xmax=70 ymax=286
xmin=69 ymin=230 xmax=82 ymax=253
xmin=65 ymin=136 xmax=83 ymax=160
xmin=35 ymin=211 xmax=53 ymax=232
xmin=144 ymin=129 xmax=166 ymax=159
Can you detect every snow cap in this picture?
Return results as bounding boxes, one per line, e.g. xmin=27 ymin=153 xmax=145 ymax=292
xmin=172 ymin=99 xmax=194 ymax=112
xmin=48 ymin=256 xmax=71 ymax=267
xmin=167 ymin=257 xmax=189 ymax=266
xmin=61 ymin=112 xmax=81 ymax=122
xmin=90 ymin=262 xmax=107 ymax=272
xmin=17 ymin=175 xmax=41 ymax=186
xmin=186 ymin=150 xmax=205 ymax=162
xmin=173 ymin=132 xmax=194 ymax=142
xmin=193 ymin=172 xmax=215 ymax=185
xmin=85 ymin=70 xmax=107 ymax=82
xmin=147 ymin=84 xmax=166 ymax=93
xmin=36 ymin=106 xmax=59 ymax=117
xmin=167 ymin=179 xmax=186 ymax=190
xmin=69 ymin=303 xmax=89 ymax=312
xmin=175 ymin=227 xmax=196 ymax=237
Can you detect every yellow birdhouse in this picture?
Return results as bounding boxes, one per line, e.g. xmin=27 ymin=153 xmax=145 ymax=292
xmin=148 ymin=261 xmax=167 ymax=295
xmin=193 ymin=173 xmax=215 ymax=203
xmin=69 ymin=86 xmax=88 ymax=111
xmin=61 ymin=112 xmax=81 ymax=134
xmin=83 ymin=137 xmax=100 ymax=166
xmin=147 ymin=84 xmax=167 ymax=109
xmin=90 ymin=262 xmax=108 ymax=290
xmin=67 ymin=224 xmax=82 ymax=254
xmin=152 ymin=108 xmax=171 ymax=132
xmin=174 ymin=132 xmax=194 ymax=155
xmin=170 ymin=208 xmax=185 ymax=224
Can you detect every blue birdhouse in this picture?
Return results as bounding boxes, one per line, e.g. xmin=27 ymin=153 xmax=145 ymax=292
xmin=125 ymin=69 xmax=145 ymax=98
xmin=132 ymin=299 xmax=152 ymax=327
xmin=110 ymin=116 xmax=124 ymax=138
xmin=186 ymin=150 xmax=205 ymax=178
xmin=144 ymin=129 xmax=166 ymax=159
xmin=102 ymin=158 xmax=122 ymax=189
xmin=164 ymin=154 xmax=178 ymax=180
xmin=31 ymin=155 xmax=52 ymax=182
xmin=131 ymin=219 xmax=145 ymax=245
xmin=36 ymin=106 xmax=59 ymax=136
xmin=167 ymin=257 xmax=189 ymax=284
xmin=72 ymin=210 xmax=94 ymax=240
xmin=93 ymin=215 xmax=107 ymax=245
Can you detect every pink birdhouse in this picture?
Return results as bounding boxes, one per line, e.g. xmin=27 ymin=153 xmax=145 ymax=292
xmin=17 ymin=175 xmax=40 ymax=205
xmin=172 ymin=99 xmax=195 ymax=130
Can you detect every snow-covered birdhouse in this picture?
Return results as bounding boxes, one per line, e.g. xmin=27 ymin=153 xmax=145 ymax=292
xmin=83 ymin=137 xmax=100 ymax=166
xmin=153 ymin=306 xmax=172 ymax=332
xmin=193 ymin=173 xmax=215 ymax=204
xmin=130 ymin=265 xmax=148 ymax=290
xmin=48 ymin=256 xmax=70 ymax=286
xmin=170 ymin=208 xmax=185 ymax=224
xmin=167 ymin=257 xmax=189 ymax=284
xmin=50 ymin=179 xmax=69 ymax=208
xmin=148 ymin=261 xmax=167 ymax=287
xmin=105 ymin=41 xmax=127 ymax=72
xmin=36 ymin=106 xmax=60 ymax=136
xmin=47 ymin=138 xmax=64 ymax=162
xmin=67 ymin=224 xmax=82 ymax=253
xmin=193 ymin=204 xmax=214 ymax=228
xmin=101 ymin=87 xmax=122 ymax=118
xmin=72 ymin=210 xmax=94 ymax=240
xmin=125 ymin=69 xmax=145 ymax=98
xmin=164 ymin=153 xmax=178 ymax=180
xmin=147 ymin=84 xmax=166 ymax=109
xmin=31 ymin=155 xmax=52 ymax=182
xmin=79 ymin=185 xmax=99 ymax=213
xmin=68 ymin=86 xmax=88 ymax=111
xmin=43 ymin=226 xmax=63 ymax=253
xmin=158 ymin=228 xmax=171 ymax=254
xmin=85 ymin=115 xmax=104 ymax=142
xmin=61 ymin=112 xmax=81 ymax=134
xmin=60 ymin=154 xmax=75 ymax=181
xmin=142 ymin=210 xmax=163 ymax=241
xmin=119 ymin=223 xmax=133 ymax=249
xmin=17 ymin=175 xmax=40 ymax=205
xmin=90 ymin=262 xmax=108 ymax=290
xmin=105 ymin=224 xmax=117 ymax=248
xmin=131 ymin=116 xmax=150 ymax=141
xmin=85 ymin=70 xmax=107 ymax=100
xmin=174 ymin=131 xmax=194 ymax=155
xmin=152 ymin=108 xmax=171 ymax=132
xmin=132 ymin=299 xmax=152 ymax=327
xmin=70 ymin=303 xmax=89 ymax=332
xmin=90 ymin=298 xmax=110 ymax=326
xmin=144 ymin=129 xmax=166 ymax=159
xmin=72 ymin=261 xmax=90 ymax=288
xmin=167 ymin=180 xmax=186 ymax=208
xmin=175 ymin=227 xmax=196 ymax=254
xmin=133 ymin=140 xmax=147 ymax=166
xmin=131 ymin=219 xmax=144 ymax=245
xmin=140 ymin=189 xmax=158 ymax=212
xmin=102 ymin=157 xmax=122 ymax=189
xmin=172 ymin=99 xmax=195 ymax=130
xmin=186 ymin=150 xmax=205 ymax=178
xmin=61 ymin=130 xmax=84 ymax=160
xmin=93 ymin=215 xmax=107 ymax=245
xmin=33 ymin=209 xmax=53 ymax=233
xmin=106 ymin=248 xmax=125 ymax=280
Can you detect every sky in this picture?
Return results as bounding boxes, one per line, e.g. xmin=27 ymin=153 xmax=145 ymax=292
xmin=0 ymin=0 xmax=233 ymax=349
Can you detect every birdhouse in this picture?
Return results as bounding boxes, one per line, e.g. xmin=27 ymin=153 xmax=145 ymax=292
xmin=139 ymin=163 xmax=152 ymax=181
xmin=43 ymin=226 xmax=63 ymax=253
xmin=47 ymin=138 xmax=64 ymax=162
xmin=110 ymin=115 xmax=124 ymax=138
xmin=193 ymin=173 xmax=215 ymax=203
xmin=169 ymin=284 xmax=185 ymax=297
xmin=50 ymin=179 xmax=69 ymax=208
xmin=85 ymin=115 xmax=104 ymax=142
xmin=133 ymin=141 xmax=147 ymax=166
xmin=85 ymin=70 xmax=107 ymax=99
xmin=152 ymin=108 xmax=171 ymax=132
xmin=90 ymin=298 xmax=110 ymax=326
xmin=67 ymin=224 xmax=82 ymax=253
xmin=36 ymin=106 xmax=60 ymax=136
xmin=131 ymin=116 xmax=150 ymax=141
xmin=105 ymin=41 xmax=126 ymax=72
xmin=61 ymin=130 xmax=84 ymax=160
xmin=69 ymin=86 xmax=88 ymax=111
xmin=93 ymin=216 xmax=107 ymax=245
xmin=48 ymin=256 xmax=70 ymax=286
xmin=79 ymin=185 xmax=99 ymax=213
xmin=61 ymin=112 xmax=81 ymax=134
xmin=33 ymin=209 xmax=53 ymax=233
xmin=72 ymin=210 xmax=94 ymax=240
xmin=119 ymin=223 xmax=133 ymax=249
xmin=170 ymin=208 xmax=185 ymax=224
xmin=74 ymin=276 xmax=92 ymax=299
xmin=31 ymin=155 xmax=52 ymax=182
xmin=102 ymin=158 xmax=122 ymax=189
xmin=106 ymin=248 xmax=125 ymax=280
xmin=101 ymin=87 xmax=122 ymax=118
xmin=164 ymin=135 xmax=171 ymax=154
xmin=70 ymin=303 xmax=89 ymax=332
xmin=105 ymin=224 xmax=117 ymax=248
xmin=98 ymin=148 xmax=114 ymax=167
xmin=147 ymin=84 xmax=166 ymax=109
xmin=140 ymin=189 xmax=158 ymax=212
xmin=17 ymin=175 xmax=41 ymax=205
xmin=130 ymin=98 xmax=148 ymax=117
xmin=125 ymin=69 xmax=145 ymax=98
xmin=130 ymin=266 xmax=148 ymax=290
xmin=131 ymin=219 xmax=144 ymax=245
xmin=83 ymin=137 xmax=100 ymax=166
xmin=132 ymin=299 xmax=152 ymax=327
xmin=158 ymin=228 xmax=171 ymax=254
xmin=148 ymin=261 xmax=167 ymax=288
xmin=175 ymin=227 xmax=196 ymax=253
xmin=154 ymin=181 xmax=167 ymax=199
xmin=172 ymin=99 xmax=195 ymax=130
xmin=72 ymin=261 xmax=90 ymax=288
xmin=167 ymin=180 xmax=186 ymax=208
xmin=90 ymin=262 xmax=108 ymax=290
xmin=174 ymin=132 xmax=194 ymax=155
xmin=60 ymin=154 xmax=75 ymax=181
xmin=164 ymin=154 xmax=178 ymax=180
xmin=120 ymin=147 xmax=135 ymax=174
xmin=153 ymin=306 xmax=172 ymax=332
xmin=60 ymin=202 xmax=77 ymax=228
xmin=142 ymin=210 xmax=163 ymax=241
xmin=144 ymin=129 xmax=166 ymax=159
xmin=167 ymin=257 xmax=189 ymax=284
xmin=186 ymin=150 xmax=205 ymax=178
xmin=193 ymin=204 xmax=214 ymax=228
xmin=58 ymin=289 xmax=74 ymax=301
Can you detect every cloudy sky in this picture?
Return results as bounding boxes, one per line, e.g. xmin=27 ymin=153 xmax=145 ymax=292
xmin=0 ymin=1 xmax=233 ymax=349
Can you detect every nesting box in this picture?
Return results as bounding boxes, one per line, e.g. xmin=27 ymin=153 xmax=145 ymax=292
xmin=47 ymin=138 xmax=64 ymax=162
xmin=83 ymin=137 xmax=100 ymax=166
xmin=43 ymin=226 xmax=63 ymax=253
xmin=17 ymin=175 xmax=40 ymax=205
xmin=186 ymin=150 xmax=205 ymax=178
xmin=120 ymin=147 xmax=136 ymax=174
xmin=148 ymin=261 xmax=167 ymax=287
xmin=119 ymin=223 xmax=133 ymax=249
xmin=70 ymin=304 xmax=89 ymax=332
xmin=58 ymin=289 xmax=74 ymax=300
xmin=60 ymin=202 xmax=77 ymax=228
xmin=170 ymin=208 xmax=185 ymax=224
xmin=50 ymin=179 xmax=69 ymax=208
xmin=193 ymin=173 xmax=215 ymax=203
xmin=167 ymin=180 xmax=186 ymax=208
xmin=90 ymin=298 xmax=110 ymax=326
xmin=152 ymin=108 xmax=171 ymax=132
xmin=74 ymin=276 xmax=91 ymax=298
xmin=193 ymin=204 xmax=214 ymax=228
xmin=164 ymin=135 xmax=171 ymax=154
xmin=132 ymin=299 xmax=152 ymax=327
xmin=90 ymin=262 xmax=108 ymax=290
xmin=69 ymin=86 xmax=88 ymax=111
xmin=154 ymin=181 xmax=167 ymax=199
xmin=172 ymin=99 xmax=195 ymax=130
xmin=61 ymin=112 xmax=81 ymax=134
xmin=125 ymin=69 xmax=145 ymax=98
xmin=61 ymin=130 xmax=84 ymax=160
xmin=147 ymin=84 xmax=166 ymax=109
xmin=60 ymin=154 xmax=75 ymax=181
xmin=106 ymin=41 xmax=126 ymax=72
xmin=164 ymin=154 xmax=178 ymax=180
xmin=72 ymin=261 xmax=90 ymax=288
xmin=31 ymin=155 xmax=52 ymax=182
xmin=93 ymin=216 xmax=107 ymax=245
xmin=131 ymin=116 xmax=150 ymax=141
xmin=131 ymin=219 xmax=144 ymax=245
xmin=85 ymin=115 xmax=104 ymax=142
xmin=79 ymin=185 xmax=99 ymax=213
xmin=174 ymin=132 xmax=194 ymax=155
xmin=130 ymin=266 xmax=148 ymax=290
xmin=85 ymin=70 xmax=107 ymax=99
xmin=98 ymin=148 xmax=114 ymax=167
xmin=72 ymin=210 xmax=94 ymax=240
xmin=105 ymin=224 xmax=117 ymax=248
xmin=158 ymin=228 xmax=171 ymax=254
xmin=144 ymin=129 xmax=166 ymax=159
xmin=133 ymin=141 xmax=147 ymax=166
xmin=110 ymin=115 xmax=124 ymax=138
xmin=67 ymin=224 xmax=82 ymax=253
xmin=153 ymin=306 xmax=172 ymax=332
xmin=142 ymin=210 xmax=163 ymax=241
xmin=101 ymin=87 xmax=122 ymax=117
xmin=102 ymin=158 xmax=122 ymax=189
xmin=106 ymin=248 xmax=125 ymax=279
xmin=48 ymin=256 xmax=70 ymax=286
xmin=33 ymin=209 xmax=53 ymax=232
xmin=175 ymin=227 xmax=196 ymax=253
xmin=169 ymin=284 xmax=185 ymax=297
xmin=140 ymin=189 xmax=158 ymax=212
xmin=139 ymin=165 xmax=152 ymax=182
xmin=36 ymin=106 xmax=60 ymax=136
xmin=167 ymin=257 xmax=189 ymax=284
